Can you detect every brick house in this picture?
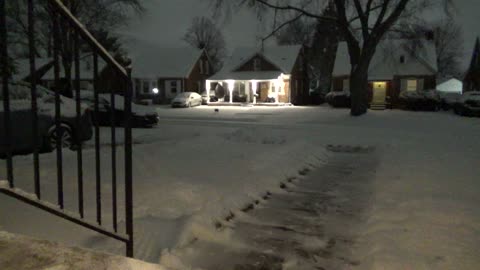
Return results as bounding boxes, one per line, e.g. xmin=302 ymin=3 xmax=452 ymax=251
xmin=126 ymin=44 xmax=212 ymax=103
xmin=464 ymin=37 xmax=480 ymax=92
xmin=206 ymin=45 xmax=309 ymax=105
xmin=332 ymin=39 xmax=438 ymax=109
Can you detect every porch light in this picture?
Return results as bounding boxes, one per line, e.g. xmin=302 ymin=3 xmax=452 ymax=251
xmin=152 ymin=88 xmax=159 ymax=94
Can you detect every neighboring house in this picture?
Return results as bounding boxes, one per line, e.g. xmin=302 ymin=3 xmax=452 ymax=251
xmin=12 ymin=58 xmax=54 ymax=83
xmin=206 ymin=45 xmax=308 ymax=105
xmin=332 ymin=39 xmax=438 ymax=109
xmin=464 ymin=37 xmax=480 ymax=92
xmin=125 ymin=43 xmax=212 ymax=102
xmin=436 ymin=77 xmax=463 ymax=94
xmin=40 ymin=57 xmax=106 ymax=92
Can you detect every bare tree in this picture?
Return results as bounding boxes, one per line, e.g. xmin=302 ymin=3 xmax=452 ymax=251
xmin=432 ymin=18 xmax=463 ymax=78
xmin=6 ymin=0 xmax=143 ymax=96
xmin=209 ymin=0 xmax=452 ymax=116
xmin=183 ymin=16 xmax=227 ymax=72
xmin=275 ymin=18 xmax=315 ymax=46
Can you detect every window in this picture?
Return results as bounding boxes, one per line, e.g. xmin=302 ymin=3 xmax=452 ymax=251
xmin=142 ymin=80 xmax=150 ymax=94
xmin=407 ymin=80 xmax=417 ymax=91
xmin=343 ymin=79 xmax=350 ymax=91
xmin=400 ymin=55 xmax=405 ymax=63
xmin=135 ymin=79 xmax=141 ymax=94
xmin=253 ymin=58 xmax=261 ymax=71
xmin=170 ymin=81 xmax=178 ymax=93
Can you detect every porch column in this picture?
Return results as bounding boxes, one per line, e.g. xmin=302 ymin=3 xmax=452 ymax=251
xmin=245 ymin=81 xmax=250 ymax=103
xmin=275 ymin=79 xmax=280 ymax=103
xmin=227 ymin=80 xmax=234 ymax=103
xmin=206 ymin=80 xmax=210 ymax=104
xmin=251 ymin=80 xmax=257 ymax=104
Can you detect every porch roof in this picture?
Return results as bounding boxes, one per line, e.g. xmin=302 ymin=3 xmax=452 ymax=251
xmin=208 ymin=71 xmax=283 ymax=81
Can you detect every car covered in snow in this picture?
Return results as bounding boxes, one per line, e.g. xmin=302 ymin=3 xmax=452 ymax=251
xmin=398 ymin=90 xmax=441 ymax=111
xmin=1 ymin=82 xmax=93 ymax=156
xmin=79 ymin=94 xmax=159 ymax=128
xmin=325 ymin=90 xmax=351 ymax=108
xmin=453 ymin=91 xmax=480 ymax=117
xmin=171 ymin=92 xmax=202 ymax=108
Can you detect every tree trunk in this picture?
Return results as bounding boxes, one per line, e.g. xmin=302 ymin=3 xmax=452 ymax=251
xmin=349 ymin=65 xmax=369 ymax=116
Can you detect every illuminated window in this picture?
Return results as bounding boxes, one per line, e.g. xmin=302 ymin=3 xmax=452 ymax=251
xmin=407 ymin=80 xmax=417 ymax=91
xmin=253 ymin=58 xmax=261 ymax=71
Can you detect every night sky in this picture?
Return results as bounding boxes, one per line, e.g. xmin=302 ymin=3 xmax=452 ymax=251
xmin=120 ymin=0 xmax=480 ymax=71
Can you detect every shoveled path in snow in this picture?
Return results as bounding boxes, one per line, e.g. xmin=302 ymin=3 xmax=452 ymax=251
xmin=164 ymin=145 xmax=377 ymax=270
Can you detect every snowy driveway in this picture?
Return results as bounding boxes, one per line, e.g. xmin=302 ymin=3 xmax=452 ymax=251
xmin=1 ymin=106 xmax=480 ymax=269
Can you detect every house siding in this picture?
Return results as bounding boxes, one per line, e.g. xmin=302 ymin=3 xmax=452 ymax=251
xmin=185 ymin=51 xmax=212 ymax=93
xmin=289 ymin=49 xmax=309 ymax=105
xmin=235 ymin=54 xmax=281 ymax=72
xmin=332 ymin=75 xmax=436 ymax=108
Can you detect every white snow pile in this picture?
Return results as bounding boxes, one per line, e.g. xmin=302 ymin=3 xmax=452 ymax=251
xmin=326 ymin=90 xmax=350 ymax=97
xmin=0 ymin=231 xmax=165 ymax=270
xmin=399 ymin=89 xmax=440 ymax=101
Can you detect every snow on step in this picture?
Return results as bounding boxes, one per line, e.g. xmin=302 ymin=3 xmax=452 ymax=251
xmin=0 ymin=231 xmax=165 ymax=270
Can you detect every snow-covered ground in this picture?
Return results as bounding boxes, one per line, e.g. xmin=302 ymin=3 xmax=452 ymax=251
xmin=1 ymin=105 xmax=480 ymax=269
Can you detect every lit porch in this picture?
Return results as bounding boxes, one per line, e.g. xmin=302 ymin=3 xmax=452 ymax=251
xmin=206 ymin=72 xmax=292 ymax=105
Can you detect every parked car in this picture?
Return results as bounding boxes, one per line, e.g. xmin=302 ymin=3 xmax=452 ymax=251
xmin=79 ymin=94 xmax=159 ymax=128
xmin=1 ymin=82 xmax=92 ymax=156
xmin=171 ymin=92 xmax=202 ymax=108
xmin=325 ymin=91 xmax=351 ymax=108
xmin=398 ymin=90 xmax=441 ymax=111
xmin=453 ymin=91 xmax=480 ymax=117
xmin=437 ymin=92 xmax=462 ymax=110
xmin=201 ymin=91 xmax=218 ymax=105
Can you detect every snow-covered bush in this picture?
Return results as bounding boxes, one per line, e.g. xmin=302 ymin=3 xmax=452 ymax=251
xmin=399 ymin=89 xmax=441 ymax=111
xmin=325 ymin=90 xmax=351 ymax=108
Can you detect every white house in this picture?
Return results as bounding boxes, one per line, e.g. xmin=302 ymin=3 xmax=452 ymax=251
xmin=206 ymin=45 xmax=309 ymax=105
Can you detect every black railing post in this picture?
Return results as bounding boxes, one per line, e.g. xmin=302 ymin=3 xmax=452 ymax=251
xmin=0 ymin=0 xmax=14 ymax=188
xmin=93 ymin=52 xmax=102 ymax=225
xmin=125 ymin=67 xmax=134 ymax=258
xmin=73 ymin=32 xmax=84 ymax=218
xmin=28 ymin=0 xmax=41 ymax=199
xmin=110 ymin=74 xmax=118 ymax=232
xmin=52 ymin=10 xmax=64 ymax=209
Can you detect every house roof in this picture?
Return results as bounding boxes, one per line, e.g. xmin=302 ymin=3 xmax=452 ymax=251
xmin=41 ymin=56 xmax=107 ymax=81
xmin=333 ymin=39 xmax=437 ymax=80
xmin=12 ymin=58 xmax=54 ymax=81
xmin=124 ymin=40 xmax=204 ymax=79
xmin=209 ymin=45 xmax=302 ymax=81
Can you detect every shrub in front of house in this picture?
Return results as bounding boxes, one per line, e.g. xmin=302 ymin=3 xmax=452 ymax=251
xmin=325 ymin=91 xmax=351 ymax=108
xmin=398 ymin=90 xmax=441 ymax=111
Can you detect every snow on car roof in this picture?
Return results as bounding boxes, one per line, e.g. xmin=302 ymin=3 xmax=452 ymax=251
xmin=209 ymin=45 xmax=302 ymax=81
xmin=333 ymin=39 xmax=437 ymax=80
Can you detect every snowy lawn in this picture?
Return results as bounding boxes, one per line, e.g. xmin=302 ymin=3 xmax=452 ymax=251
xmin=1 ymin=105 xmax=480 ymax=269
